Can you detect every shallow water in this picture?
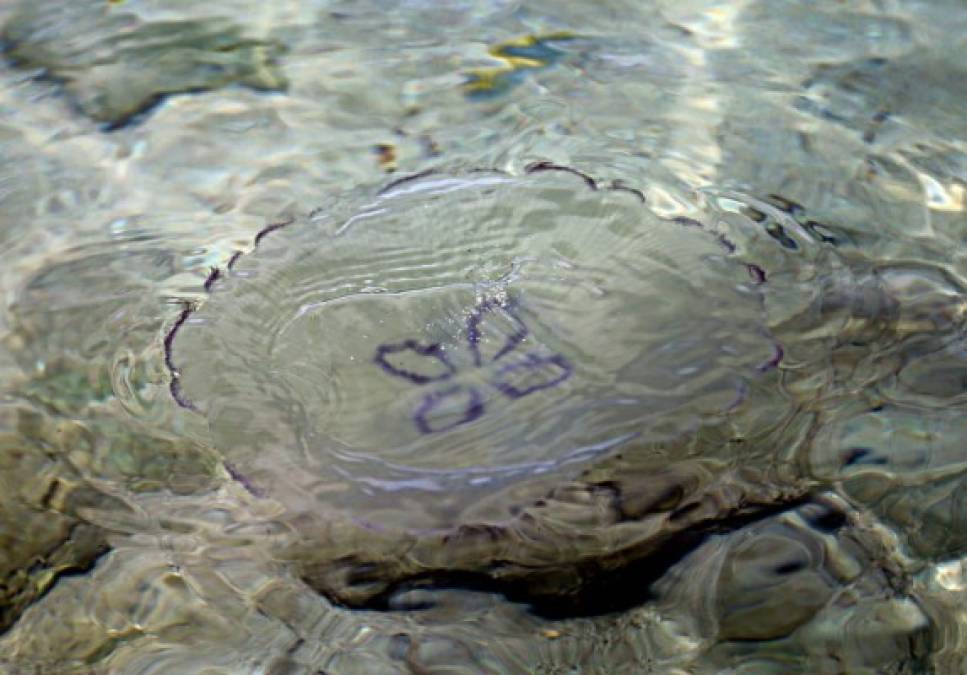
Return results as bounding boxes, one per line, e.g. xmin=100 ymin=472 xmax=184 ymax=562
xmin=0 ymin=0 xmax=964 ymax=673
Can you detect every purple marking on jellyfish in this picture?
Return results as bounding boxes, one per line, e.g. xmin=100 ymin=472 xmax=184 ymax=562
xmin=747 ymin=263 xmax=767 ymax=284
xmin=525 ymin=161 xmax=598 ymax=190
xmin=254 ymin=216 xmax=296 ymax=246
xmin=224 ymin=461 xmax=266 ymax=497
xmin=414 ymin=385 xmax=485 ymax=434
xmin=374 ymin=340 xmax=457 ymax=384
xmin=757 ymin=343 xmax=785 ymax=372
xmin=609 ymin=179 xmax=646 ymax=203
xmin=226 ymin=250 xmax=243 ymax=271
xmin=169 ymin=377 xmax=198 ymax=412
xmin=466 ymin=299 xmax=528 ymax=367
xmin=164 ymin=303 xmax=193 ymax=374
xmin=672 ymin=216 xmax=704 ymax=228
xmin=725 ymin=380 xmax=748 ymax=413
xmin=378 ymin=169 xmax=437 ymax=195
xmin=716 ymin=233 xmax=737 ymax=253
xmin=670 ymin=216 xmax=737 ymax=253
xmin=492 ymin=352 xmax=573 ymax=399
xmin=203 ymin=266 xmax=222 ymax=292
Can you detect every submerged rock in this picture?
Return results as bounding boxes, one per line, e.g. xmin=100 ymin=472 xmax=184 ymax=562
xmin=1 ymin=0 xmax=286 ymax=127
xmin=676 ymin=495 xmax=933 ymax=672
xmin=0 ymin=489 xmax=932 ymax=673
xmin=0 ymin=404 xmax=110 ymax=633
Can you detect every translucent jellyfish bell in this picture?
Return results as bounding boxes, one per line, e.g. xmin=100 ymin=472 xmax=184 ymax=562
xmin=171 ymin=170 xmax=776 ymax=530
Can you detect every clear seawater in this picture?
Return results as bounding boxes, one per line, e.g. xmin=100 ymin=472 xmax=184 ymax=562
xmin=0 ymin=0 xmax=964 ymax=673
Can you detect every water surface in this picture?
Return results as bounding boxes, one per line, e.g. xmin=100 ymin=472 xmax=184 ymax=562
xmin=0 ymin=0 xmax=964 ymax=672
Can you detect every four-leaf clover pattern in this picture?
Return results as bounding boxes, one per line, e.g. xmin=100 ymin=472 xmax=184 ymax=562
xmin=373 ymin=299 xmax=572 ymax=434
